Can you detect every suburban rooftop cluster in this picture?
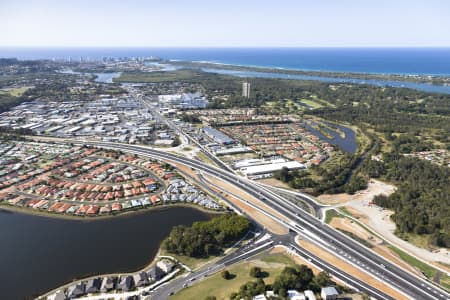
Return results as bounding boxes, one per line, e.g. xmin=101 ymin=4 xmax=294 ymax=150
xmin=45 ymin=258 xmax=177 ymax=300
xmin=404 ymin=149 xmax=450 ymax=168
xmin=0 ymin=96 xmax=176 ymax=144
xmin=180 ymin=109 xmax=335 ymax=178
xmin=251 ymin=285 xmax=339 ymax=300
xmin=0 ymin=141 xmax=221 ymax=217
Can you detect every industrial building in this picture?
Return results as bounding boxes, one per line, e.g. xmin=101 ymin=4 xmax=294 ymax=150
xmin=201 ymin=126 xmax=235 ymax=145
xmin=240 ymin=160 xmax=305 ymax=176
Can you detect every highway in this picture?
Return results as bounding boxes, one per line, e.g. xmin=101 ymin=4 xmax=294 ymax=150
xmin=70 ymin=141 xmax=450 ymax=300
xmin=147 ymin=233 xmax=394 ymax=300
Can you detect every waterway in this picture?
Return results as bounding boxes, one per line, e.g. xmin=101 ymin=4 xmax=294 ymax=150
xmin=58 ymin=69 xmax=121 ymax=83
xmin=303 ymin=122 xmax=357 ymax=154
xmin=0 ymin=207 xmax=212 ymax=300
xmin=93 ymin=72 xmax=121 ymax=83
xmin=201 ymin=68 xmax=450 ymax=95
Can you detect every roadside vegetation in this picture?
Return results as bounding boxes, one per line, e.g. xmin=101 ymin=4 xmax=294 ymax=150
xmin=388 ymin=246 xmax=450 ymax=290
xmin=324 ymin=209 xmax=342 ymax=224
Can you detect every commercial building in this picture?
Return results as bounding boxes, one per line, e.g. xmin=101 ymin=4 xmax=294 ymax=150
xmin=201 ymin=126 xmax=235 ymax=145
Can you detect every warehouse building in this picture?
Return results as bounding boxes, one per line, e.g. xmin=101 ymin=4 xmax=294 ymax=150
xmin=201 ymin=126 xmax=235 ymax=145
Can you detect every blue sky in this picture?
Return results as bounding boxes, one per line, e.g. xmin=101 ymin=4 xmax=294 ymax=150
xmin=1 ymin=0 xmax=450 ymax=47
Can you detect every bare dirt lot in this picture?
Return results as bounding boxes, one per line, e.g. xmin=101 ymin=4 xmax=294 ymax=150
xmin=318 ymin=179 xmax=396 ymax=205
xmin=346 ymin=201 xmax=450 ymax=266
xmin=330 ymin=217 xmax=383 ymax=245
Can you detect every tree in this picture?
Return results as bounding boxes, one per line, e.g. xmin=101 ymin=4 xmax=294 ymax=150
xmin=313 ymin=271 xmax=333 ymax=287
xmin=229 ymin=292 xmax=238 ymax=300
xmin=249 ymin=266 xmax=262 ymax=278
xmin=279 ymin=166 xmax=290 ymax=182
xmin=171 ymin=136 xmax=181 ymax=147
xmin=221 ymin=270 xmax=232 ymax=280
xmin=272 ymin=265 xmax=315 ymax=294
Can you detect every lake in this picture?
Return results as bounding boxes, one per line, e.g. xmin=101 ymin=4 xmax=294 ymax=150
xmin=93 ymin=72 xmax=121 ymax=83
xmin=303 ymin=122 xmax=358 ymax=154
xmin=58 ymin=69 xmax=121 ymax=83
xmin=0 ymin=207 xmax=212 ymax=299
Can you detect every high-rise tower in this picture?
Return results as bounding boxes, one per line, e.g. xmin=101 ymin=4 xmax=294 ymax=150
xmin=242 ymin=81 xmax=251 ymax=98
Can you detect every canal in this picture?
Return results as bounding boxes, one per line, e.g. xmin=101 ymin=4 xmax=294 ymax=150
xmin=0 ymin=207 xmax=212 ymax=299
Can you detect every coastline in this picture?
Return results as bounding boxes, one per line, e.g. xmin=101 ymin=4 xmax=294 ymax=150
xmin=168 ymin=60 xmax=450 ymax=85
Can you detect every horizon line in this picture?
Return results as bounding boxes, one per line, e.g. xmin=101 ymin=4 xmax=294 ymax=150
xmin=1 ymin=45 xmax=450 ymax=49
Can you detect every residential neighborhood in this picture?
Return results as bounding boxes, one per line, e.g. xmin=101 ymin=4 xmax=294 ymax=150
xmin=0 ymin=141 xmax=222 ymax=217
xmin=44 ymin=258 xmax=179 ymax=300
xmin=180 ymin=109 xmax=335 ymax=178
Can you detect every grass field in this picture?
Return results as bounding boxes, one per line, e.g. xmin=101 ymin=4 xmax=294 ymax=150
xmin=196 ymin=152 xmax=219 ymax=167
xmin=337 ymin=206 xmax=353 ymax=216
xmin=169 ymin=252 xmax=295 ymax=300
xmin=325 ymin=209 xmax=342 ymax=224
xmin=400 ymin=232 xmax=432 ymax=250
xmin=299 ymin=98 xmax=323 ymax=109
xmin=160 ymin=248 xmax=216 ymax=271
xmin=259 ymin=252 xmax=296 ymax=265
xmin=0 ymin=87 xmax=29 ymax=96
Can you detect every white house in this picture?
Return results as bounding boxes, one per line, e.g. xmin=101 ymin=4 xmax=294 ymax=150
xmin=287 ymin=289 xmax=306 ymax=300
xmin=321 ymin=286 xmax=339 ymax=300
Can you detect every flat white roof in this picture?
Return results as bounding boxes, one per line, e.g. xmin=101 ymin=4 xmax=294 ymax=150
xmin=241 ymin=161 xmax=305 ymax=175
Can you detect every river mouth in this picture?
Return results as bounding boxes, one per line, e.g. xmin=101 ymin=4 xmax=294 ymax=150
xmin=0 ymin=206 xmax=212 ymax=300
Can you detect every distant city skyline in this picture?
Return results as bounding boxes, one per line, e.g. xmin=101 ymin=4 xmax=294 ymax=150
xmin=1 ymin=0 xmax=450 ymax=47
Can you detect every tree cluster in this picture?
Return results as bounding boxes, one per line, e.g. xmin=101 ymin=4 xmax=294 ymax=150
xmin=180 ymin=113 xmax=202 ymax=124
xmin=163 ymin=213 xmax=251 ymax=258
xmin=371 ymin=154 xmax=450 ymax=247
xmin=229 ymin=266 xmax=335 ymax=300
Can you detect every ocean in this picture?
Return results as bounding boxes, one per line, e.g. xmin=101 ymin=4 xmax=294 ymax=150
xmin=1 ymin=47 xmax=450 ymax=76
